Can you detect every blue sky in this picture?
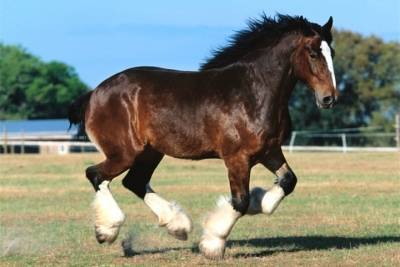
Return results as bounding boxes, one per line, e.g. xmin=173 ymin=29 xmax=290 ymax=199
xmin=1 ymin=0 xmax=399 ymax=88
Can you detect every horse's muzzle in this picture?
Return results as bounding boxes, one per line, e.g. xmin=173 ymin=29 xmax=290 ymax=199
xmin=315 ymin=94 xmax=337 ymax=109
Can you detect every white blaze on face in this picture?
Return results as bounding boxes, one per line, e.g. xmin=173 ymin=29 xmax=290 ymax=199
xmin=320 ymin=41 xmax=336 ymax=88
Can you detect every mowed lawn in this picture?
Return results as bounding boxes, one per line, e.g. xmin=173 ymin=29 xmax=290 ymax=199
xmin=0 ymin=152 xmax=399 ymax=266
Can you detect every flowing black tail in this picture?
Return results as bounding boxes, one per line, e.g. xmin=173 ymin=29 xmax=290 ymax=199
xmin=68 ymin=91 xmax=93 ymax=137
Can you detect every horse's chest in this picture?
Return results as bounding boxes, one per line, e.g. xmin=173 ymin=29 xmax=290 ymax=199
xmin=261 ymin=113 xmax=291 ymax=146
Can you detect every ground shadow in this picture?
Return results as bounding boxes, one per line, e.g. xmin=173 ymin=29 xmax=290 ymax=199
xmin=227 ymin=235 xmax=400 ymax=258
xmin=122 ymin=245 xmax=192 ymax=257
xmin=120 ymin=235 xmax=400 ymax=258
xmin=121 ymin=237 xmax=196 ymax=257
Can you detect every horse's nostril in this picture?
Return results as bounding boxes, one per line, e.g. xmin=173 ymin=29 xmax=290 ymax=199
xmin=322 ymin=96 xmax=333 ymax=105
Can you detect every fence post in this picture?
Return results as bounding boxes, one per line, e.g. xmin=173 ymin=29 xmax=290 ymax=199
xmin=21 ymin=130 xmax=25 ymax=154
xmin=10 ymin=141 xmax=14 ymax=154
xmin=289 ymin=131 xmax=297 ymax=153
xmin=396 ymin=113 xmax=400 ymax=150
xmin=341 ymin=133 xmax=347 ymax=153
xmin=2 ymin=126 xmax=7 ymax=154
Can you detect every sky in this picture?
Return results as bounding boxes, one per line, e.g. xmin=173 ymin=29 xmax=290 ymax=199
xmin=1 ymin=0 xmax=400 ymax=88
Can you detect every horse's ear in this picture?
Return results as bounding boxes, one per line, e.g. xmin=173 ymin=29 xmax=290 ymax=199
xmin=322 ymin=16 xmax=333 ymax=33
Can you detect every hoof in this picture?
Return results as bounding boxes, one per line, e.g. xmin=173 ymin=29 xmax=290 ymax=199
xmin=199 ymin=235 xmax=226 ymax=260
xmin=94 ymin=223 xmax=123 ymax=244
xmin=167 ymin=228 xmax=188 ymax=241
xmin=95 ymin=231 xmax=106 ymax=244
xmin=164 ymin=203 xmax=192 ymax=241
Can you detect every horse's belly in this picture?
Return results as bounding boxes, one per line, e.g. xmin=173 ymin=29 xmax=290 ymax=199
xmin=147 ymin=129 xmax=217 ymax=159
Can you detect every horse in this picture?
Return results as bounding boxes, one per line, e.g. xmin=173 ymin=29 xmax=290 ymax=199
xmin=68 ymin=14 xmax=338 ymax=259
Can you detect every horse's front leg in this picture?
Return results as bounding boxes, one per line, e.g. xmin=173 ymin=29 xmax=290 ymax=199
xmin=247 ymin=147 xmax=297 ymax=215
xmin=199 ymin=154 xmax=250 ymax=259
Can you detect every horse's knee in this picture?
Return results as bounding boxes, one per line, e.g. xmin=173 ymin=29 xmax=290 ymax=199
xmin=231 ymin=194 xmax=250 ymax=214
xmin=277 ymin=170 xmax=297 ymax=196
xmin=86 ymin=166 xmax=101 ymax=191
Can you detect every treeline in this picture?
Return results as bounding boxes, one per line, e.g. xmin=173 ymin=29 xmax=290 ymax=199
xmin=0 ymin=44 xmax=89 ymax=119
xmin=1 ymin=30 xmax=399 ymax=132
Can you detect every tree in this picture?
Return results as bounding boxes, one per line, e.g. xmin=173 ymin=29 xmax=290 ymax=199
xmin=289 ymin=30 xmax=400 ymax=133
xmin=0 ymin=44 xmax=89 ymax=119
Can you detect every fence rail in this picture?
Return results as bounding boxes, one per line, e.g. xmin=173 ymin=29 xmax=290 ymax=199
xmin=1 ymin=129 xmax=399 ymax=155
xmin=288 ymin=131 xmax=398 ymax=151
xmin=282 ymin=145 xmax=398 ymax=153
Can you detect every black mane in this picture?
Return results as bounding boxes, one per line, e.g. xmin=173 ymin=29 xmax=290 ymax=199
xmin=200 ymin=13 xmax=327 ymax=70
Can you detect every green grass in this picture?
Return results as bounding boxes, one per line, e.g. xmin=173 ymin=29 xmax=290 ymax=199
xmin=0 ymin=152 xmax=399 ymax=266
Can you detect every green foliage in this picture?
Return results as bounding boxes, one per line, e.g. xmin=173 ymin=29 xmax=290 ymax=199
xmin=290 ymin=30 xmax=400 ymax=132
xmin=0 ymin=44 xmax=89 ymax=119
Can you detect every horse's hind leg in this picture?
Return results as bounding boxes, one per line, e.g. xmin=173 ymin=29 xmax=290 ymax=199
xmin=122 ymin=148 xmax=192 ymax=240
xmin=86 ymin=154 xmax=138 ymax=244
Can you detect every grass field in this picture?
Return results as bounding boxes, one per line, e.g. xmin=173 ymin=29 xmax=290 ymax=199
xmin=1 ymin=152 xmax=399 ymax=266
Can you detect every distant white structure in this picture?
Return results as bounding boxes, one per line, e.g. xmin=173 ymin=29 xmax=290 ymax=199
xmin=1 ymin=119 xmax=398 ymax=155
xmin=0 ymin=119 xmax=96 ymax=154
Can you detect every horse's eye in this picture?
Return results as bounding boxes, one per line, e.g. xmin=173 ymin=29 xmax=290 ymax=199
xmin=309 ymin=50 xmax=318 ymax=59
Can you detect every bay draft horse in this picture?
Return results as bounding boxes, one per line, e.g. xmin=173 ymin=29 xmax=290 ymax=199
xmin=68 ymin=14 xmax=338 ymax=259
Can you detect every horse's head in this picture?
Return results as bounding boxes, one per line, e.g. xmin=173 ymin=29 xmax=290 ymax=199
xmin=293 ymin=17 xmax=338 ymax=109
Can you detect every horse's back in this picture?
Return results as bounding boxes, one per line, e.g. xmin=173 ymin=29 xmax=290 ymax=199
xmin=84 ymin=65 xmax=265 ymax=160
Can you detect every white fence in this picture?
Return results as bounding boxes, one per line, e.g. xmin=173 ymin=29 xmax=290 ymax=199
xmin=286 ymin=131 xmax=399 ymax=153
xmin=0 ymin=120 xmax=400 ymax=154
xmin=2 ymin=115 xmax=399 ymax=154
xmin=0 ymin=131 xmax=95 ymax=155
xmin=1 ymin=129 xmax=399 ymax=155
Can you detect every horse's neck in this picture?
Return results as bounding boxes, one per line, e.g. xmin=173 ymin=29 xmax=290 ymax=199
xmin=240 ymin=36 xmax=299 ymax=133
xmin=249 ymin=40 xmax=298 ymax=109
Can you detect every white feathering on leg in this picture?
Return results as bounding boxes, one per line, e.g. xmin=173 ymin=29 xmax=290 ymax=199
xmin=143 ymin=186 xmax=192 ymax=241
xmin=93 ymin=181 xmax=125 ymax=244
xmin=261 ymin=185 xmax=285 ymax=214
xmin=247 ymin=186 xmax=285 ymax=215
xmin=164 ymin=202 xmax=193 ymax=240
xmin=143 ymin=191 xmax=174 ymax=225
xmin=199 ymin=196 xmax=242 ymax=259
